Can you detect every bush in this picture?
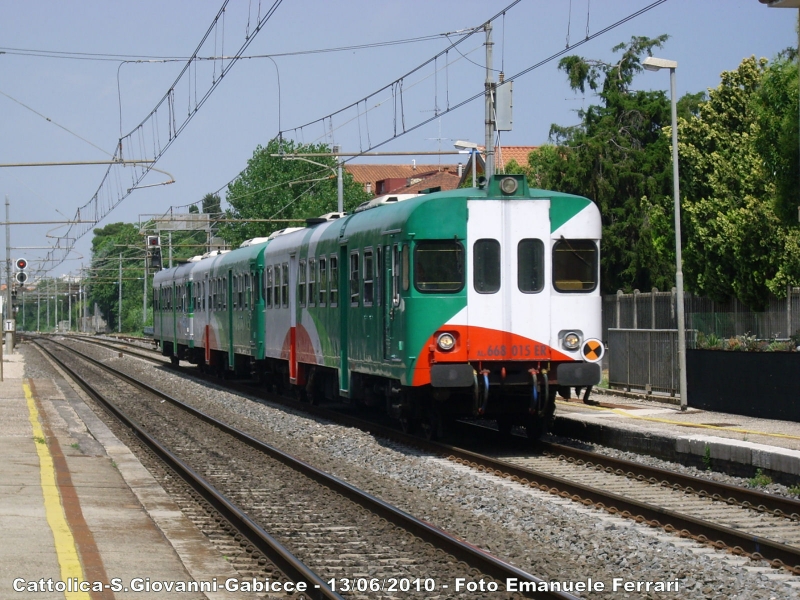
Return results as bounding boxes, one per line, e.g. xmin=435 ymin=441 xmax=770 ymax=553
xmin=696 ymin=331 xmax=796 ymax=352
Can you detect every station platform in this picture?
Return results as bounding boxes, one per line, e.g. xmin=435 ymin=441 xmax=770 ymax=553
xmin=0 ymin=344 xmax=253 ymax=599
xmin=555 ymin=386 xmax=800 ymax=482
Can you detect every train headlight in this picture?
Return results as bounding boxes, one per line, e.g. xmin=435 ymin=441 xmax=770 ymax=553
xmin=563 ymin=332 xmax=581 ymax=351
xmin=436 ymin=332 xmax=456 ymax=352
xmin=499 ymin=176 xmax=519 ymax=195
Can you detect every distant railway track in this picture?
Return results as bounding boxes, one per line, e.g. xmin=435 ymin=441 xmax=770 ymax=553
xmin=37 ymin=336 xmax=576 ymax=600
xmin=54 ymin=333 xmax=800 ymax=574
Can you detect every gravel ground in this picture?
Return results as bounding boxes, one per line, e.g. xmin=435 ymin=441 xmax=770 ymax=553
xmin=28 ymin=339 xmax=800 ymax=599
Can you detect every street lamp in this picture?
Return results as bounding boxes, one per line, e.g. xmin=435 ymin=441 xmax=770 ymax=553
xmin=643 ymin=56 xmax=688 ymax=411
xmin=454 ymin=140 xmax=480 ymax=187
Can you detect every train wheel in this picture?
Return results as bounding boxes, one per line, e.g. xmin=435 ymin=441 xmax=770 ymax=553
xmin=496 ymin=416 xmax=514 ymax=439
xmin=524 ymin=415 xmax=547 ymax=442
xmin=420 ymin=412 xmax=443 ymax=441
xmin=399 ymin=416 xmax=416 ymax=435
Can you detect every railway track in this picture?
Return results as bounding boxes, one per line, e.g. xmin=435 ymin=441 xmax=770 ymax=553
xmin=56 ymin=334 xmax=800 ymax=574
xmin=36 ymin=337 xmax=575 ymax=600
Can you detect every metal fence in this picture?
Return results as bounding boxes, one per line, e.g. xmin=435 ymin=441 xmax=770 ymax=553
xmin=607 ymin=329 xmax=696 ymax=396
xmin=603 ymin=287 xmax=800 ymax=396
xmin=603 ymin=287 xmax=800 ymax=342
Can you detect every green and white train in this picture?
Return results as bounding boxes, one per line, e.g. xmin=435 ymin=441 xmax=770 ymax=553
xmin=154 ymin=174 xmax=604 ymax=439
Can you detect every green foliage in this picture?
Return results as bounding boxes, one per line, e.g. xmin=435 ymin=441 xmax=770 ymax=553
xmin=525 ymin=35 xmax=677 ymax=293
xmin=221 ymin=139 xmax=371 ymax=248
xmin=697 ymin=330 xmax=796 ymax=352
xmin=680 ymin=56 xmax=800 ymax=309
xmin=747 ymin=468 xmax=772 ymax=488
xmin=789 ymin=483 xmax=800 ymax=497
xmin=702 ymin=444 xmax=712 ymax=471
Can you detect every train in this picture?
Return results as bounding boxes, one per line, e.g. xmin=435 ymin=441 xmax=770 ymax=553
xmin=153 ymin=174 xmax=604 ymax=439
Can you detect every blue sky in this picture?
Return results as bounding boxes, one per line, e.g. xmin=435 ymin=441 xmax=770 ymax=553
xmin=0 ymin=0 xmax=795 ymax=278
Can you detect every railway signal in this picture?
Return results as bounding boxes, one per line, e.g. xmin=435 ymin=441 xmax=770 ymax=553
xmin=146 ymin=236 xmax=162 ymax=271
xmin=14 ymin=258 xmax=28 ymax=284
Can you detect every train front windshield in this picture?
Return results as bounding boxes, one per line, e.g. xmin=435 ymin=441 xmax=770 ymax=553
xmin=553 ymin=239 xmax=598 ymax=292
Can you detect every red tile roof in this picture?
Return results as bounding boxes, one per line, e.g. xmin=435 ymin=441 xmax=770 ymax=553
xmin=388 ymin=171 xmax=463 ymax=194
xmin=494 ymin=146 xmax=536 ymax=170
xmin=346 ymin=163 xmax=463 ymax=196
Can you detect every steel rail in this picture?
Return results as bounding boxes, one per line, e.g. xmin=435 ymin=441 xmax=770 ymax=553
xmin=34 ymin=339 xmax=344 ymax=600
xmin=42 ymin=337 xmax=578 ymax=600
xmin=539 ymin=441 xmax=800 ymax=520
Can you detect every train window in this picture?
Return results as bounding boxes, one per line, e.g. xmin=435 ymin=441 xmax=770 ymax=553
xmin=349 ymin=251 xmax=360 ymax=306
xmin=298 ymin=260 xmax=306 ymax=307
xmin=376 ymin=248 xmax=382 ymax=306
xmin=553 ymin=239 xmax=598 ymax=292
xmin=245 ymin=274 xmax=251 ymax=309
xmin=274 ymin=266 xmax=281 ymax=308
xmin=281 ymin=263 xmax=289 ymax=307
xmin=414 ymin=241 xmax=464 ymax=293
xmin=318 ymin=258 xmax=327 ymax=306
xmin=308 ymin=259 xmax=316 ymax=307
xmin=474 ymin=239 xmax=501 ymax=294
xmin=402 ymin=244 xmax=410 ymax=291
xmin=363 ymin=249 xmax=374 ymax=306
xmin=392 ymin=244 xmax=400 ymax=307
xmin=266 ymin=267 xmax=273 ymax=308
xmin=329 ymin=256 xmax=338 ymax=307
xmin=518 ymin=239 xmax=545 ymax=293
xmin=223 ymin=276 xmax=228 ymax=310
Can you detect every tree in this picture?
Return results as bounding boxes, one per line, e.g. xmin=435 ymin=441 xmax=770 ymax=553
xmin=679 ymin=56 xmax=800 ymax=308
xmin=87 ymin=222 xmax=145 ymax=332
xmin=524 ymin=35 xmax=678 ymax=293
xmin=201 ymin=192 xmax=222 ymax=215
xmin=221 ymin=139 xmax=371 ymax=247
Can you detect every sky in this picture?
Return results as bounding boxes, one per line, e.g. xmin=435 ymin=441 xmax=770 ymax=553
xmin=0 ymin=0 xmax=796 ymax=280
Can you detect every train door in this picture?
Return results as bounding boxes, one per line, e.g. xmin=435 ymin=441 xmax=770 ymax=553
xmin=338 ymin=245 xmax=349 ymax=394
xmin=227 ymin=269 xmax=234 ymax=370
xmin=383 ymin=243 xmax=402 ymax=360
xmin=466 ymin=199 xmax=551 ymax=359
xmin=289 ymin=253 xmax=298 ymax=383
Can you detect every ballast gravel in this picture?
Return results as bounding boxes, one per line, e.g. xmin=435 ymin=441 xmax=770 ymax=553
xmin=27 ymin=340 xmax=800 ymax=599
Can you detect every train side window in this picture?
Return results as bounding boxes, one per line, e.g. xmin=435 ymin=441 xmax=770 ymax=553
xmin=474 ymin=239 xmax=501 ymax=294
xmin=266 ymin=267 xmax=273 ymax=308
xmin=349 ymin=251 xmax=360 ymax=306
xmin=518 ymin=239 xmax=545 ymax=293
xmin=245 ymin=274 xmax=251 ymax=309
xmin=308 ymin=259 xmax=316 ymax=307
xmin=223 ymin=276 xmax=228 ymax=310
xmin=392 ymin=244 xmax=400 ymax=307
xmin=376 ymin=248 xmax=382 ymax=306
xmin=274 ymin=265 xmax=281 ymax=308
xmin=329 ymin=255 xmax=338 ymax=307
xmin=318 ymin=257 xmax=327 ymax=306
xmin=414 ymin=240 xmax=464 ymax=293
xmin=553 ymin=239 xmax=598 ymax=292
xmin=281 ymin=263 xmax=289 ymax=307
xmin=401 ymin=244 xmax=409 ymax=292
xmin=298 ymin=260 xmax=306 ymax=308
xmin=363 ymin=249 xmax=374 ymax=306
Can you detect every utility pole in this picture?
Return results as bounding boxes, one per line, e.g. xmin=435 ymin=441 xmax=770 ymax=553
xmin=484 ymin=21 xmax=495 ymax=180
xmin=68 ymin=285 xmax=71 ymax=332
xmin=333 ymin=145 xmax=344 ymax=214
xmin=118 ymin=253 xmax=122 ymax=333
xmin=143 ymin=252 xmax=148 ymax=329
xmin=4 ymin=195 xmax=13 ymax=353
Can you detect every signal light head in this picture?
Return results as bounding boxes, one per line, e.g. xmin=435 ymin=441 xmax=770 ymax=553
xmin=15 ymin=258 xmax=28 ymax=270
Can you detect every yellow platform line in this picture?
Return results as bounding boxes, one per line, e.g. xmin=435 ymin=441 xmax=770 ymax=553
xmin=25 ymin=382 xmax=92 ymax=600
xmin=557 ymin=399 xmax=800 ymax=442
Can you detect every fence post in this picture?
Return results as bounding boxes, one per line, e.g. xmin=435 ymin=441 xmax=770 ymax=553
xmin=616 ymin=289 xmax=622 ymax=328
xmin=633 ymin=289 xmax=639 ymax=329
xmin=651 ymin=287 xmax=657 ymax=329
xmin=788 ymin=284 xmax=792 ymax=339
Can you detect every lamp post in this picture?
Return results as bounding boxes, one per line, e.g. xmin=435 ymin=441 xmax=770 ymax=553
xmin=643 ymin=56 xmax=688 ymax=411
xmin=454 ymin=140 xmax=480 ymax=187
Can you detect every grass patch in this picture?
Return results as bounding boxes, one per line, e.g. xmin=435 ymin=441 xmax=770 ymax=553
xmin=702 ymin=444 xmax=712 ymax=471
xmin=748 ymin=468 xmax=772 ymax=488
xmin=34 ymin=436 xmax=46 ymax=445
